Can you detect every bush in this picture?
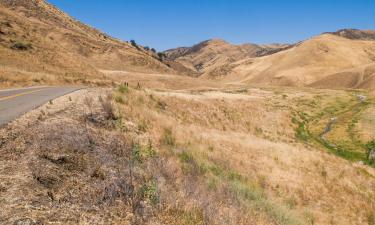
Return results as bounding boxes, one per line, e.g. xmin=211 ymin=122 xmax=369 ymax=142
xmin=140 ymin=181 xmax=159 ymax=205
xmin=162 ymin=128 xmax=175 ymax=146
xmin=157 ymin=52 xmax=166 ymax=61
xmin=115 ymin=95 xmax=124 ymax=104
xmin=130 ymin=40 xmax=140 ymax=50
xmin=130 ymin=40 xmax=137 ymax=47
xmin=365 ymin=140 xmax=375 ymax=160
xmin=99 ymin=94 xmax=117 ymax=120
xmin=117 ymin=84 xmax=129 ymax=94
xmin=11 ymin=42 xmax=32 ymax=51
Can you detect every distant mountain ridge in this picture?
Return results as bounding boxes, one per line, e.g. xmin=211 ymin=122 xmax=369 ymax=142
xmin=164 ymin=29 xmax=375 ymax=90
xmin=164 ymin=39 xmax=291 ymax=75
xmin=327 ymin=29 xmax=375 ymax=41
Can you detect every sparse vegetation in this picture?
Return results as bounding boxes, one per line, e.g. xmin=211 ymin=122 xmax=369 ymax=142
xmin=130 ymin=39 xmax=141 ymax=50
xmin=162 ymin=128 xmax=176 ymax=146
xmin=11 ymin=41 xmax=32 ymax=51
xmin=0 ymin=1 xmax=374 ymax=223
xmin=157 ymin=52 xmax=167 ymax=61
xmin=1 ymin=86 xmax=375 ymax=225
xmin=117 ymin=84 xmax=129 ymax=94
xmin=98 ymin=93 xmax=117 ymax=120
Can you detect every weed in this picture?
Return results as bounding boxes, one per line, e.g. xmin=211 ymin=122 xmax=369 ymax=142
xmin=91 ymin=166 xmax=106 ymax=180
xmin=131 ymin=142 xmax=142 ymax=163
xmin=179 ymin=151 xmax=194 ymax=163
xmin=208 ymin=164 xmax=224 ymax=177
xmin=118 ymin=84 xmax=129 ymax=94
xmin=255 ymin=127 xmax=263 ymax=135
xmin=285 ymin=197 xmax=297 ymax=209
xmin=367 ymin=210 xmax=375 ymax=225
xmin=228 ymin=170 xmax=243 ymax=181
xmin=137 ymin=119 xmax=148 ymax=133
xmin=229 ymin=180 xmax=303 ymax=225
xmin=140 ymin=180 xmax=159 ymax=205
xmin=114 ymin=95 xmax=124 ymax=104
xmin=11 ymin=42 xmax=32 ymax=51
xmin=144 ymin=139 xmax=156 ymax=158
xmin=365 ymin=140 xmax=375 ymax=160
xmin=99 ymin=94 xmax=117 ymax=120
xmin=157 ymin=100 xmax=167 ymax=110
xmin=162 ymin=128 xmax=175 ymax=146
xmin=207 ymin=177 xmax=219 ymax=191
xmin=320 ymin=166 xmax=327 ymax=179
xmin=295 ymin=121 xmax=310 ymax=142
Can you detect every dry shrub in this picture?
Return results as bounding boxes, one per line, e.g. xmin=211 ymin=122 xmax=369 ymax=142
xmin=99 ymin=93 xmax=117 ymax=120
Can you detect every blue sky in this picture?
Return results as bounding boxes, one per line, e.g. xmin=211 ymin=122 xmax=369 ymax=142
xmin=48 ymin=0 xmax=375 ymax=51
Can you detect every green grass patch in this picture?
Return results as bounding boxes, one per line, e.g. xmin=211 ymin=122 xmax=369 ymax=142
xmin=229 ymin=180 xmax=304 ymax=225
xmin=295 ymin=121 xmax=310 ymax=142
xmin=117 ymin=84 xmax=129 ymax=94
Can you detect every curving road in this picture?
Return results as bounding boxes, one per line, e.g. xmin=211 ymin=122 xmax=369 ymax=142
xmin=0 ymin=86 xmax=80 ymax=126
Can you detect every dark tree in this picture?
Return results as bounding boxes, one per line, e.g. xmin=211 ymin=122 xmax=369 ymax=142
xmin=157 ymin=52 xmax=166 ymax=60
xmin=130 ymin=40 xmax=137 ymax=47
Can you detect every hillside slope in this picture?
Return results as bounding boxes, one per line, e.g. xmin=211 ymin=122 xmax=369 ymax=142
xmin=164 ymin=39 xmax=290 ymax=75
xmin=0 ymin=0 xmax=174 ymax=87
xmin=220 ymin=31 xmax=375 ymax=89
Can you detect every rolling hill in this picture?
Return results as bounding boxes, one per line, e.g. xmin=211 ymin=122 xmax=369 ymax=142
xmin=0 ymin=0 xmax=176 ymax=86
xmin=164 ymin=39 xmax=291 ymax=75
xmin=221 ymin=31 xmax=375 ymax=89
xmin=166 ymin=29 xmax=375 ymax=90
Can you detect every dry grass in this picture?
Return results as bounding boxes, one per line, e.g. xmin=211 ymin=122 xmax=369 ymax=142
xmin=109 ymin=84 xmax=375 ymax=224
xmin=1 ymin=83 xmax=375 ymax=224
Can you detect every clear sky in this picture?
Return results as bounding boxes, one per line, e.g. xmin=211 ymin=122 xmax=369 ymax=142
xmin=48 ymin=0 xmax=375 ymax=51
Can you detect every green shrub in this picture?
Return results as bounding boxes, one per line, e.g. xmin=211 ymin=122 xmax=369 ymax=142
xmin=117 ymin=84 xmax=129 ymax=94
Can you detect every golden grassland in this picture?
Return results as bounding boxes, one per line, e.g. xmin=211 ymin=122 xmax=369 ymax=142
xmin=1 ymin=77 xmax=374 ymax=224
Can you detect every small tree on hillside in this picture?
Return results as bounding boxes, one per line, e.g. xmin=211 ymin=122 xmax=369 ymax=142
xmin=130 ymin=40 xmax=137 ymax=47
xmin=157 ymin=52 xmax=167 ymax=61
xmin=130 ymin=40 xmax=141 ymax=50
xmin=151 ymin=48 xmax=156 ymax=53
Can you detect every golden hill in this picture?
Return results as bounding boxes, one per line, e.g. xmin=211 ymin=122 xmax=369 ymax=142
xmin=206 ymin=30 xmax=375 ymax=90
xmin=164 ymin=29 xmax=375 ymax=90
xmin=164 ymin=39 xmax=290 ymax=75
xmin=0 ymin=0 xmax=175 ymax=87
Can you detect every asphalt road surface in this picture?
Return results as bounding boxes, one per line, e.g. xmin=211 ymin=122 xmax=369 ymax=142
xmin=0 ymin=86 xmax=80 ymax=126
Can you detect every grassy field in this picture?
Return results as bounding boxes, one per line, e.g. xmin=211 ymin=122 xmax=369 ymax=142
xmin=290 ymin=89 xmax=375 ymax=166
xmin=1 ymin=80 xmax=374 ymax=225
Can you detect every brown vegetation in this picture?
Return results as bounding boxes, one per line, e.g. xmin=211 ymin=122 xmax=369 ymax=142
xmin=1 ymin=83 xmax=374 ymax=224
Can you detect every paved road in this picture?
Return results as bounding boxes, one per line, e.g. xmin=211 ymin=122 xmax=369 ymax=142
xmin=0 ymin=86 xmax=80 ymax=126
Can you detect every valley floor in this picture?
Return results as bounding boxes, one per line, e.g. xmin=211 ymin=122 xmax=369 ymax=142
xmin=0 ymin=72 xmax=375 ymax=225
